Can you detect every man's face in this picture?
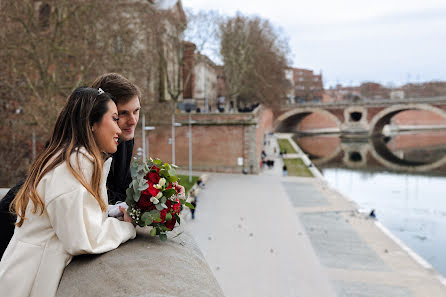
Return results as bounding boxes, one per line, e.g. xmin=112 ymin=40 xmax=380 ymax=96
xmin=117 ymin=95 xmax=140 ymax=141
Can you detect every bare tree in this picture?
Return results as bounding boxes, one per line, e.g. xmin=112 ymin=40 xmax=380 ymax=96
xmin=219 ymin=13 xmax=291 ymax=110
xmin=0 ymin=0 xmax=160 ymax=185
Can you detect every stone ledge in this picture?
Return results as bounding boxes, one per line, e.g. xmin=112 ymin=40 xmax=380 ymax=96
xmin=56 ymin=226 xmax=224 ymax=297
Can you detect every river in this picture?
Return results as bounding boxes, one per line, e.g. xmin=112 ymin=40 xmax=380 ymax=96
xmin=293 ymin=130 xmax=446 ymax=277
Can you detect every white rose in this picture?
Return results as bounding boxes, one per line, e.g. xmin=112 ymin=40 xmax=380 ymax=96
xmin=155 ymin=191 xmax=163 ymax=199
xmin=159 ymin=177 xmax=166 ymax=187
xmin=154 ymin=184 xmax=162 ymax=189
xmin=150 ymin=197 xmax=159 ymax=204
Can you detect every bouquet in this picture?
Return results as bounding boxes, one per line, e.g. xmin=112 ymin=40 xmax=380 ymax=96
xmin=125 ymin=157 xmax=194 ymax=241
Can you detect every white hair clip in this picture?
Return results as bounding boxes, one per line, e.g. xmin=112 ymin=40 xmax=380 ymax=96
xmin=98 ymin=88 xmax=105 ymax=95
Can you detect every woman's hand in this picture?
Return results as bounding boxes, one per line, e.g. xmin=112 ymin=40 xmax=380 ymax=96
xmin=119 ymin=206 xmax=136 ymax=227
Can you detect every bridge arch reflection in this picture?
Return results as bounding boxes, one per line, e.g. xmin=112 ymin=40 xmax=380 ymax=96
xmin=295 ymin=132 xmax=446 ymax=173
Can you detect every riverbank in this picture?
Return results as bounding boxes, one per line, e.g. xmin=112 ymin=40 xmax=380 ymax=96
xmin=184 ymin=134 xmax=446 ymax=297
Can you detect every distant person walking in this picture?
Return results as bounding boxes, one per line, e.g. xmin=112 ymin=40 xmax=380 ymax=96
xmin=282 ymin=164 xmax=288 ymax=176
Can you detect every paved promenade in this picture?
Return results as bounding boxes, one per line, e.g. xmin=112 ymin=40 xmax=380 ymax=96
xmin=184 ymin=136 xmax=446 ymax=297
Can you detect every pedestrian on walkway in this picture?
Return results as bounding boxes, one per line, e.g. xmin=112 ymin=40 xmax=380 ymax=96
xmin=283 ymin=164 xmax=288 ymax=176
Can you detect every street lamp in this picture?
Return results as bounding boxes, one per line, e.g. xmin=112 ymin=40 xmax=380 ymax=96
xmin=187 ymin=113 xmax=197 ymax=182
xmin=171 ymin=113 xmax=182 ymax=164
xmin=141 ymin=114 xmax=155 ymax=160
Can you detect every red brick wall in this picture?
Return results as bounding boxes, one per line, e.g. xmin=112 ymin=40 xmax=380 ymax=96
xmin=135 ymin=107 xmax=272 ymax=173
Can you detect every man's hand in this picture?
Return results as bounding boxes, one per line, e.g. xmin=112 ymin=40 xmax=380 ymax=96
xmin=119 ymin=206 xmax=136 ymax=227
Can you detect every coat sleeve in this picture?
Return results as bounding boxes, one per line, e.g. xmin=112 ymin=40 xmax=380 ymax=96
xmin=45 ymin=187 xmax=136 ymax=256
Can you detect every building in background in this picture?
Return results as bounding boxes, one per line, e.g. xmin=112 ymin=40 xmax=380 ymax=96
xmin=286 ymin=67 xmax=324 ymax=103
xmin=182 ymin=42 xmax=218 ymax=112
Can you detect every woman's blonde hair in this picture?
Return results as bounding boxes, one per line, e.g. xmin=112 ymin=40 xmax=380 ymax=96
xmin=11 ymin=87 xmax=115 ymax=227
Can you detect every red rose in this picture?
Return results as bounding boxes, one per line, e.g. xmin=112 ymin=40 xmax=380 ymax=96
xmin=159 ymin=208 xmax=168 ymax=223
xmin=166 ymin=218 xmax=176 ymax=230
xmin=172 ymin=200 xmax=181 ymax=213
xmin=147 ymin=182 xmax=160 ymax=197
xmin=136 ymin=193 xmax=153 ymax=211
xmin=147 ymin=171 xmax=160 ymax=184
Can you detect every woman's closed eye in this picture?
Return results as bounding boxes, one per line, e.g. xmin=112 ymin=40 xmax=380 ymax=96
xmin=113 ymin=116 xmax=119 ymax=122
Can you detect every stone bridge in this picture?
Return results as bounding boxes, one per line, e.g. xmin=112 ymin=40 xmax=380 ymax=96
xmin=275 ymin=96 xmax=446 ymax=136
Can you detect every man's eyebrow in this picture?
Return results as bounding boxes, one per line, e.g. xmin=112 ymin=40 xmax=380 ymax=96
xmin=118 ymin=110 xmax=130 ymax=115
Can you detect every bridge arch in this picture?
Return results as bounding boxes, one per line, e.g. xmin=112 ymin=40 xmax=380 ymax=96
xmin=368 ymin=103 xmax=446 ymax=136
xmin=274 ymin=108 xmax=342 ymax=132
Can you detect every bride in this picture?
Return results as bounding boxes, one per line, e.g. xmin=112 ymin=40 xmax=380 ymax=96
xmin=0 ymin=87 xmax=136 ymax=297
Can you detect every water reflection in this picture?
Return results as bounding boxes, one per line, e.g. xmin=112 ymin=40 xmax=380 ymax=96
xmin=293 ymin=130 xmax=446 ymax=174
xmin=294 ymin=130 xmax=446 ymax=276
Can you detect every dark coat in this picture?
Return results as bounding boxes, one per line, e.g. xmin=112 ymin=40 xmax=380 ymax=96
xmin=0 ymin=140 xmax=134 ymax=259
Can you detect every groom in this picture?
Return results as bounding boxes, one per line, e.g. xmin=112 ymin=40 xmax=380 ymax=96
xmin=0 ymin=73 xmax=141 ymax=258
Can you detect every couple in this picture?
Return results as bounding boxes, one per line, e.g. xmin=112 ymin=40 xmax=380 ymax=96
xmin=0 ymin=73 xmax=144 ymax=297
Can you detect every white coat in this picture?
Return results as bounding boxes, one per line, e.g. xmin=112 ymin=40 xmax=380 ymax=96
xmin=0 ymin=148 xmax=136 ymax=297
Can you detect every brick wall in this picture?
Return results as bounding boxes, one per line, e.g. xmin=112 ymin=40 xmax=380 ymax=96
xmin=135 ymin=107 xmax=273 ymax=174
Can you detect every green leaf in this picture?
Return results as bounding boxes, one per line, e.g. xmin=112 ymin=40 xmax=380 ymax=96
xmin=149 ymin=210 xmax=160 ymax=218
xmin=174 ymin=213 xmax=181 ymax=225
xmin=153 ymin=159 xmax=162 ymax=166
xmin=159 ymin=169 xmax=168 ymax=176
xmin=163 ymin=163 xmax=171 ymax=170
xmin=126 ymin=187 xmax=134 ymax=200
xmin=168 ymin=168 xmax=176 ymax=177
xmin=130 ymin=166 xmax=137 ymax=178
xmin=133 ymin=191 xmax=141 ymax=202
xmin=160 ymin=233 xmax=167 ymax=241
xmin=149 ymin=227 xmax=157 ymax=237
xmin=155 ymin=204 xmax=164 ymax=211
xmin=160 ymin=196 xmax=167 ymax=204
xmin=166 ymin=213 xmax=172 ymax=221
xmin=167 ymin=175 xmax=178 ymax=182
xmin=184 ymin=202 xmax=195 ymax=209
xmin=179 ymin=198 xmax=186 ymax=205
xmin=141 ymin=212 xmax=153 ymax=226
xmin=163 ymin=188 xmax=177 ymax=198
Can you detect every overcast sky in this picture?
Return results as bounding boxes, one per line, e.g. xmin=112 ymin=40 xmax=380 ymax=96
xmin=184 ymin=0 xmax=446 ymax=88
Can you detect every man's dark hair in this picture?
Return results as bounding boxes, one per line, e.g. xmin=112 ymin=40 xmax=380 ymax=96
xmin=91 ymin=73 xmax=141 ymax=104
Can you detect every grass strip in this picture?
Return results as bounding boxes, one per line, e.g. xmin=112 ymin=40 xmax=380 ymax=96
xmin=283 ymin=158 xmax=313 ymax=177
xmin=277 ymin=138 xmax=297 ymax=154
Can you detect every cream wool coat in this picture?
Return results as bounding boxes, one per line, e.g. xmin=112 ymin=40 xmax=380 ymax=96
xmin=0 ymin=148 xmax=136 ymax=297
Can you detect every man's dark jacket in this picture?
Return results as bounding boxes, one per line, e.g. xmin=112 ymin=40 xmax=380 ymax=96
xmin=0 ymin=140 xmax=134 ymax=259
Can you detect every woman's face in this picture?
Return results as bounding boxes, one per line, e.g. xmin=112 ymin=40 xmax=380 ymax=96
xmin=92 ymin=100 xmax=121 ymax=154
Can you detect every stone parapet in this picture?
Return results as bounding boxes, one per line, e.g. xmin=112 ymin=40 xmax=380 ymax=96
xmin=57 ymin=227 xmax=224 ymax=297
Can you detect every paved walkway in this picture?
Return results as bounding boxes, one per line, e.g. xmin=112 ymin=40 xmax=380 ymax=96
xmin=184 ymin=135 xmax=446 ymax=297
